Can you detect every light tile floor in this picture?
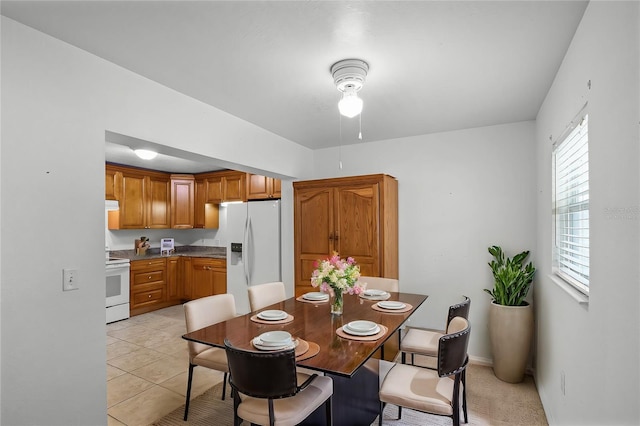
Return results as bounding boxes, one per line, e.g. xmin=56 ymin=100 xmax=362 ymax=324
xmin=107 ymin=305 xmax=225 ymax=426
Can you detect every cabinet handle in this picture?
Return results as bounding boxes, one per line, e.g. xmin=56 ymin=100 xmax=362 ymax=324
xmin=148 ymin=275 xmax=152 ymax=279
xmin=329 ymin=233 xmax=334 ymax=241
xmin=148 ymin=294 xmax=152 ymax=298
xmin=334 ymin=233 xmax=339 ymax=241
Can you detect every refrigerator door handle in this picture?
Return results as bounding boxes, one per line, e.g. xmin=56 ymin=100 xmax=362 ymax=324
xmin=243 ymin=215 xmax=250 ymax=286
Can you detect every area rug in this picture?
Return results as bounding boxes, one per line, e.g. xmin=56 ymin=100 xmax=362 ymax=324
xmin=152 ymin=363 xmax=548 ymax=425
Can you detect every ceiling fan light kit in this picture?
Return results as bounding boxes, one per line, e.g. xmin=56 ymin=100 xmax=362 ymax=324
xmin=331 ymin=59 xmax=368 ymax=118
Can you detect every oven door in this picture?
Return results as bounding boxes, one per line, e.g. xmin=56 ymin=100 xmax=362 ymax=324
xmin=106 ymin=264 xmax=130 ymax=308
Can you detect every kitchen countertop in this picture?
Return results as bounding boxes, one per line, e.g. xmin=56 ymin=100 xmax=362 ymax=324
xmin=109 ymin=245 xmax=226 ymax=261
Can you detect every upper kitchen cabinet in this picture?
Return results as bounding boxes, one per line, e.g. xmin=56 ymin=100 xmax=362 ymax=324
xmin=107 ymin=164 xmax=171 ymax=229
xmin=105 ymin=168 xmax=121 ymax=201
xmin=293 ymin=174 xmax=398 ymax=296
xmin=194 ymin=178 xmax=220 ymax=229
xmin=247 ymin=174 xmax=282 ymax=200
xmin=170 ymin=174 xmax=195 ymax=229
xmin=197 ymin=170 xmax=247 ymax=203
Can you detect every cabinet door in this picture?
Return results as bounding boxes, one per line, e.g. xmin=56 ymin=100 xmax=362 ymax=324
xmin=120 ymin=173 xmax=146 ymax=229
xmin=294 ymin=187 xmax=335 ymax=291
xmin=146 ymin=175 xmax=171 ymax=228
xmin=247 ymin=174 xmax=270 ymax=200
xmin=224 ymin=173 xmax=246 ymax=202
xmin=166 ymin=257 xmax=181 ymax=300
xmin=190 ymin=258 xmax=217 ymax=299
xmin=171 ymin=177 xmax=194 ymax=229
xmin=212 ymin=267 xmax=227 ymax=295
xmin=205 ymin=176 xmax=224 ymax=203
xmin=105 ymin=168 xmax=121 ymax=201
xmin=194 ymin=180 xmax=206 ymax=228
xmin=335 ymin=184 xmax=380 ymax=277
xmin=271 ymin=178 xmax=282 ymax=198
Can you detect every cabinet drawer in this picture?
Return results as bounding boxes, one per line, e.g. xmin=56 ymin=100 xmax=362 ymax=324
xmin=131 ymin=258 xmax=166 ymax=271
xmin=132 ymin=270 xmax=165 ymax=286
xmin=133 ymin=287 xmax=165 ymax=306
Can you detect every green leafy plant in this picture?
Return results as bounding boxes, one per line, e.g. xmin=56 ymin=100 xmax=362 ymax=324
xmin=484 ymin=245 xmax=536 ymax=306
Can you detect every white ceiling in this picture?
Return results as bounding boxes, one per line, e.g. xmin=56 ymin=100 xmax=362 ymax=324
xmin=2 ymin=1 xmax=588 ymax=171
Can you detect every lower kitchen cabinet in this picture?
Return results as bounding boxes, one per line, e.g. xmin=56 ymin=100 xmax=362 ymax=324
xmin=166 ymin=256 xmax=181 ymax=302
xmin=130 ymin=256 xmax=227 ymax=316
xmin=184 ymin=257 xmax=227 ymax=300
xmin=130 ymin=258 xmax=167 ymax=316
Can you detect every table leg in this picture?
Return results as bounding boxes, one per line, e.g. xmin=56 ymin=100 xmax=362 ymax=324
xmin=302 ymin=358 xmax=380 ymax=425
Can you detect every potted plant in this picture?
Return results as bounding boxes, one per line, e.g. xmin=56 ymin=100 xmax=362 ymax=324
xmin=484 ymin=245 xmax=536 ymax=383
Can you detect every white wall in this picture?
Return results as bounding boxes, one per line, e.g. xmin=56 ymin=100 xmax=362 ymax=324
xmin=1 ymin=17 xmax=310 ymax=425
xmin=312 ymin=120 xmax=537 ymax=361
xmin=535 ymin=2 xmax=640 ymax=424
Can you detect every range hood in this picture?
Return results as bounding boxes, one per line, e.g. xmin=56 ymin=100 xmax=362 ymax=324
xmin=105 ymin=200 xmax=119 ymax=211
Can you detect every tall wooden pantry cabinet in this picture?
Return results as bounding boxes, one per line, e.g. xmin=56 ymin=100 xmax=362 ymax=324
xmin=293 ymin=174 xmax=398 ymax=296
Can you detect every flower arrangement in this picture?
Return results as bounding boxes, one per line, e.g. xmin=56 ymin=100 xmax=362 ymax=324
xmin=311 ymin=252 xmax=364 ymax=314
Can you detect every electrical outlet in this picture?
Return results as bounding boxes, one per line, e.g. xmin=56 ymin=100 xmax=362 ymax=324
xmin=63 ymin=268 xmax=79 ymax=291
xmin=560 ymin=371 xmax=566 ymax=396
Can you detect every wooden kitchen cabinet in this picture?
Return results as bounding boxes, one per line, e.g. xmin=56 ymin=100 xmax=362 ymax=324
xmin=170 ymin=174 xmax=195 ymax=229
xmin=293 ymin=174 xmax=398 ymax=296
xmin=184 ymin=257 xmax=227 ymax=300
xmin=130 ymin=258 xmax=167 ymax=316
xmin=247 ymin=174 xmax=282 ymax=200
xmin=197 ymin=170 xmax=247 ymax=203
xmin=105 ymin=168 xmax=121 ymax=201
xmin=194 ymin=178 xmax=220 ymax=229
xmin=166 ymin=256 xmax=182 ymax=302
xmin=107 ymin=164 xmax=171 ymax=229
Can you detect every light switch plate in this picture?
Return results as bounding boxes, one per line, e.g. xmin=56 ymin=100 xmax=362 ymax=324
xmin=63 ymin=268 xmax=79 ymax=291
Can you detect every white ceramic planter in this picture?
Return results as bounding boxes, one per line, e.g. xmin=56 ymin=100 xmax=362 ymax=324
xmin=488 ymin=301 xmax=533 ymax=383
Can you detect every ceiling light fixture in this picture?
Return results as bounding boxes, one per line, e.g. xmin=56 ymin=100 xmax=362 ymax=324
xmin=133 ymin=149 xmax=158 ymax=160
xmin=331 ymin=59 xmax=369 ymax=118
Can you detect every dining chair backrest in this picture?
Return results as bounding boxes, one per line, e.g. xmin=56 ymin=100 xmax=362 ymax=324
xmin=358 ymin=276 xmax=399 ymax=293
xmin=446 ymin=295 xmax=471 ymax=329
xmin=184 ymin=294 xmax=236 ymax=358
xmin=248 ymin=281 xmax=287 ymax=311
xmin=438 ymin=317 xmax=470 ymax=378
xmin=224 ymin=339 xmax=299 ymax=399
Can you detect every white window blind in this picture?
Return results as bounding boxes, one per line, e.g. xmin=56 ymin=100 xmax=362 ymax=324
xmin=553 ymin=114 xmax=589 ymax=294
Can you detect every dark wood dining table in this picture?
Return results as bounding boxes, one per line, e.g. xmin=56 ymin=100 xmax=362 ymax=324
xmin=182 ymin=291 xmax=428 ymax=425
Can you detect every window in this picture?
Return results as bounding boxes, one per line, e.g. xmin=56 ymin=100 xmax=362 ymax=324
xmin=553 ymin=113 xmax=589 ymax=294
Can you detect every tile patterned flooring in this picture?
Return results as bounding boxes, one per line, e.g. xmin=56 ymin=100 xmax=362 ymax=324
xmin=107 ymin=305 xmax=224 ymax=426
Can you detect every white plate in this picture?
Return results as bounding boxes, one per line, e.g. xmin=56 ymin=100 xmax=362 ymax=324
xmin=257 ymin=310 xmax=288 ymax=320
xmin=253 ymin=337 xmax=298 ymax=351
xmin=377 ymin=301 xmax=406 ymax=310
xmin=346 ymin=320 xmax=378 ymax=333
xmin=258 ymin=331 xmax=292 ymax=346
xmin=364 ymin=289 xmax=387 ymax=297
xmin=303 ymin=292 xmax=329 ymax=301
xmin=342 ymin=324 xmax=381 ymax=336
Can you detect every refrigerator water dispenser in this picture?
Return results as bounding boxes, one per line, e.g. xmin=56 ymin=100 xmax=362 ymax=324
xmin=230 ymin=242 xmax=243 ymax=265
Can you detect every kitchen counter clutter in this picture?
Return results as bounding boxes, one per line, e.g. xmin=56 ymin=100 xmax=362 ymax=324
xmin=108 ymin=245 xmax=227 ymax=316
xmin=109 ymin=245 xmax=226 ymax=261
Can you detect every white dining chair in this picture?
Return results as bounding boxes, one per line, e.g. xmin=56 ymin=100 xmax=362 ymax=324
xmin=183 ymin=293 xmax=237 ymax=420
xmin=248 ymin=281 xmax=287 ymax=311
xmin=357 ymin=276 xmax=399 ymax=293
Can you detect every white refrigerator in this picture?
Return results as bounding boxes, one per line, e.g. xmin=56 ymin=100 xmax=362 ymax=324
xmin=226 ymin=200 xmax=281 ymax=314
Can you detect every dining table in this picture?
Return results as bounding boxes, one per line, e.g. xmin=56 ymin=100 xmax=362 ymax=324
xmin=182 ymin=290 xmax=428 ymax=425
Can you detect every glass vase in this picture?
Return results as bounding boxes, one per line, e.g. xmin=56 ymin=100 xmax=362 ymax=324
xmin=331 ymin=289 xmax=344 ymax=315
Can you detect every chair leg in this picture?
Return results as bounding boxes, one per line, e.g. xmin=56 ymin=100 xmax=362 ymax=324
xmin=325 ymin=395 xmax=333 ymax=426
xmin=378 ymin=401 xmax=383 ymax=426
xmin=233 ymin=390 xmax=242 ymax=426
xmin=398 ymin=406 xmax=402 ymax=420
xmin=183 ymin=363 xmax=195 ymax=421
xmin=462 ymin=369 xmax=468 ymax=423
xmin=411 ymin=353 xmax=415 ymax=365
xmin=221 ymin=372 xmax=228 ymax=400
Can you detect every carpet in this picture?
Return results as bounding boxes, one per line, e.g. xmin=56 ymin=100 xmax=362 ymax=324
xmin=153 ymin=363 xmax=548 ymax=425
